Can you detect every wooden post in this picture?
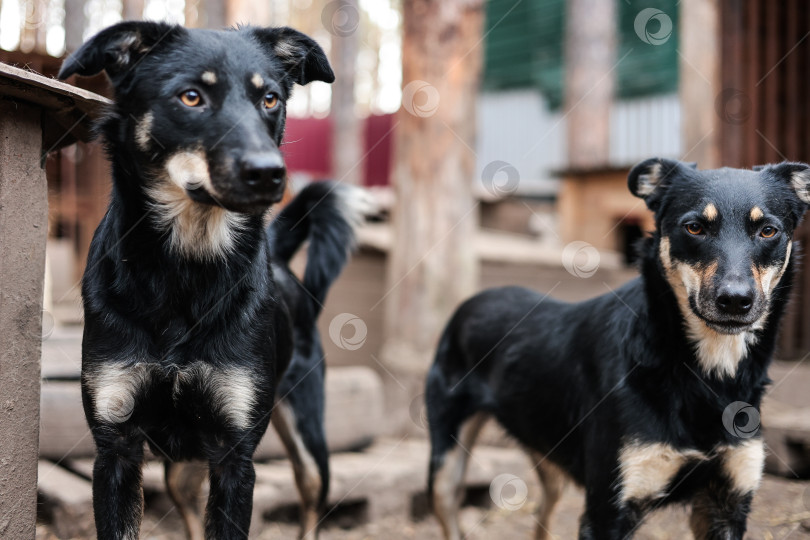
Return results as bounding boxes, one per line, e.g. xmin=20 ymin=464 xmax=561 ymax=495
xmin=0 ymin=101 xmax=48 ymax=539
xmin=380 ymin=0 xmax=483 ymax=433
xmin=679 ymin=0 xmax=722 ymax=168
xmin=564 ymin=0 xmax=616 ymax=168
xmin=330 ymin=0 xmax=363 ymax=185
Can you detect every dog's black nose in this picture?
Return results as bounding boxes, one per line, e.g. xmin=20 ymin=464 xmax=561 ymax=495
xmin=716 ymin=284 xmax=754 ymax=316
xmin=240 ymin=153 xmax=286 ymax=187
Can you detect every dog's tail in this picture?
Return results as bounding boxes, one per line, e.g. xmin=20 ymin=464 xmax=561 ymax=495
xmin=268 ymin=181 xmax=374 ymax=321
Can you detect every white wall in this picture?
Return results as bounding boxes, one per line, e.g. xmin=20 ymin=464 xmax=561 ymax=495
xmin=475 ymin=90 xmax=681 ymax=197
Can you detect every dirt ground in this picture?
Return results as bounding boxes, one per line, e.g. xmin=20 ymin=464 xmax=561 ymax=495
xmin=37 ymin=472 xmax=810 ymax=539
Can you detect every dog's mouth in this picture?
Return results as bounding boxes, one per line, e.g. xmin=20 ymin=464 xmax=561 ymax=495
xmin=185 ymin=185 xmax=283 ymax=214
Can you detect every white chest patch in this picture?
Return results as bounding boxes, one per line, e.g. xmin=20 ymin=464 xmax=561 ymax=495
xmin=86 ymin=361 xmax=257 ymax=430
xmin=174 ymin=362 xmax=257 ymax=431
xmin=86 ymin=362 xmax=155 ymax=424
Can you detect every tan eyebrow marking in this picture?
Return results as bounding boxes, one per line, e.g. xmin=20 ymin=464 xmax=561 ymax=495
xmin=201 ymin=71 xmax=217 ymax=85
xmin=750 ymin=206 xmax=764 ymax=221
xmin=703 ymin=203 xmax=718 ymax=221
xmin=251 ymin=73 xmax=264 ymax=89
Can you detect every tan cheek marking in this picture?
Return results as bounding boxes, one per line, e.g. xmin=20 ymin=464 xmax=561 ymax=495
xmin=703 ymin=203 xmax=718 ymax=221
xmin=757 ymin=242 xmax=792 ymax=295
xmin=659 ymin=237 xmax=673 ymax=272
xmin=722 ymin=439 xmax=765 ymax=494
xmin=619 ymin=442 xmax=705 ymax=503
xmin=750 ymin=206 xmax=763 ymax=221
xmin=201 ymin=71 xmax=217 ymax=85
xmin=251 ymin=73 xmax=264 ymax=89
xmin=135 ymin=111 xmax=154 ymax=152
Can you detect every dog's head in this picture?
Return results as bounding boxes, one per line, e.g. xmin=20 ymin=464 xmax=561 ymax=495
xmin=58 ymin=22 xmax=334 ymax=213
xmin=629 ymin=158 xmax=810 ymax=335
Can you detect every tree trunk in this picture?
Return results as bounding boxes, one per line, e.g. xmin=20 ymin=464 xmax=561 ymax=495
xmin=380 ymin=0 xmax=483 ymax=434
xmin=330 ymin=0 xmax=363 ymax=185
xmin=122 ymin=0 xmax=143 ymax=20
xmin=564 ymin=0 xmax=616 ymax=169
xmin=64 ymin=0 xmax=86 ymax=52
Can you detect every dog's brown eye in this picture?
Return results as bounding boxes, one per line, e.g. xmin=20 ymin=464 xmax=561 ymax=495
xmin=685 ymin=223 xmax=704 ymax=235
xmin=179 ymin=90 xmax=202 ymax=107
xmin=760 ymin=226 xmax=777 ymax=238
xmin=264 ymin=93 xmax=278 ymax=110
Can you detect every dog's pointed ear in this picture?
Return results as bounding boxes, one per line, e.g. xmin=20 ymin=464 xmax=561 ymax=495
xmin=628 ymin=157 xmax=692 ymax=211
xmin=252 ymin=27 xmax=335 ymax=86
xmin=759 ymin=162 xmax=810 ymax=206
xmin=58 ymin=21 xmax=183 ymax=81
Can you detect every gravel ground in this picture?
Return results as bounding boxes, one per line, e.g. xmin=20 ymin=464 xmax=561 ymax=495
xmin=37 ymin=473 xmax=810 ymax=539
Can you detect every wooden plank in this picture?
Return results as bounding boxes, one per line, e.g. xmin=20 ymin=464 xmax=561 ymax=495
xmin=0 ymin=101 xmax=48 ymax=540
xmin=0 ymin=63 xmax=109 ymax=112
xmin=784 ymin=0 xmax=800 ymax=159
xmin=744 ymin=0 xmax=761 ymax=166
xmin=0 ymin=63 xmax=109 ymax=151
xmin=762 ymin=0 xmax=780 ymax=163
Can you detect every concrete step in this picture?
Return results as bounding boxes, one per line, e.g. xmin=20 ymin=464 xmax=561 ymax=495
xmin=38 ymin=439 xmax=531 ymax=538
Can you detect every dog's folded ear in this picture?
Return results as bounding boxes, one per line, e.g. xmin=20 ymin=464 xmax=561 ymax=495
xmin=58 ymin=21 xmax=183 ymax=81
xmin=758 ymin=162 xmax=810 ymax=206
xmin=252 ymin=27 xmax=335 ymax=86
xmin=628 ymin=157 xmax=693 ymax=211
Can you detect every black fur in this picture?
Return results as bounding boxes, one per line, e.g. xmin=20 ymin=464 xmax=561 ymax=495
xmin=426 ymin=158 xmax=810 ymax=539
xmin=59 ymin=21 xmax=359 ymax=539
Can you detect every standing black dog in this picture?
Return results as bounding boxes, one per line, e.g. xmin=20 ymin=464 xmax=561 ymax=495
xmin=426 ymin=158 xmax=810 ymax=539
xmin=58 ymin=21 xmax=370 ymax=539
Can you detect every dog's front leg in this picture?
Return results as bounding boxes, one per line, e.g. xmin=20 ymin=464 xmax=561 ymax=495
xmin=92 ymin=430 xmax=146 ymax=540
xmin=204 ymin=453 xmax=256 ymax=539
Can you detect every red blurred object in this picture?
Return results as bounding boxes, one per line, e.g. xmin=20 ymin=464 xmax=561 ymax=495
xmin=282 ymin=114 xmax=394 ymax=186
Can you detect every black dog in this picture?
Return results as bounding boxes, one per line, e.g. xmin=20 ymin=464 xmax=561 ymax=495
xmin=58 ymin=21 xmax=369 ymax=539
xmin=426 ymin=158 xmax=810 ymax=539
